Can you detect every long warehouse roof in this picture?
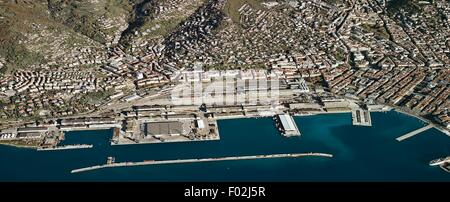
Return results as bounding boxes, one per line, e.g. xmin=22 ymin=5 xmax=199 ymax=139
xmin=279 ymin=114 xmax=296 ymax=131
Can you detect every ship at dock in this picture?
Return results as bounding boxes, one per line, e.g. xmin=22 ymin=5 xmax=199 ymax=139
xmin=429 ymin=156 xmax=450 ymax=166
xmin=440 ymin=163 xmax=450 ymax=173
xmin=37 ymin=144 xmax=93 ymax=151
xmin=107 ymin=157 xmax=115 ymax=164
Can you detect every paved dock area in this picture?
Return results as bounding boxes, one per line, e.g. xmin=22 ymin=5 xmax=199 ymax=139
xmin=351 ymin=109 xmax=372 ymax=126
xmin=396 ymin=125 xmax=433 ymax=141
xmin=275 ymin=114 xmax=301 ymax=137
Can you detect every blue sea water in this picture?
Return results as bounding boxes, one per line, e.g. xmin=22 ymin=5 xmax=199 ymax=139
xmin=0 ymin=111 xmax=449 ymax=181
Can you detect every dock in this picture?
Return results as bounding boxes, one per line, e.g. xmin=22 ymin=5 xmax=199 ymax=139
xmin=396 ymin=125 xmax=433 ymax=141
xmin=37 ymin=144 xmax=93 ymax=151
xmin=275 ymin=114 xmax=301 ymax=137
xmin=351 ymin=109 xmax=372 ymax=126
xmin=71 ymin=152 xmax=333 ymax=174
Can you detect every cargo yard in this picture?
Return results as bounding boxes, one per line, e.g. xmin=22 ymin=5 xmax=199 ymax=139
xmin=111 ymin=116 xmax=221 ymax=145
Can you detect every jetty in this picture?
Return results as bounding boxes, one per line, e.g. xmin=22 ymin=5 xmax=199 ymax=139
xmin=275 ymin=114 xmax=301 ymax=137
xmin=351 ymin=109 xmax=372 ymax=126
xmin=396 ymin=125 xmax=433 ymax=141
xmin=71 ymin=152 xmax=333 ymax=174
xmin=37 ymin=144 xmax=93 ymax=151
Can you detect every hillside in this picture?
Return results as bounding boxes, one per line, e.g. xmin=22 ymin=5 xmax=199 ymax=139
xmin=0 ymin=0 xmax=112 ymax=72
xmin=118 ymin=0 xmax=205 ymax=53
xmin=47 ymin=0 xmax=132 ymax=45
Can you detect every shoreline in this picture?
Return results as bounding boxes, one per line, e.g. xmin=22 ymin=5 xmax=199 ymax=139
xmin=112 ymin=137 xmax=220 ymax=146
xmin=391 ymin=108 xmax=450 ymax=137
xmin=2 ymin=107 xmax=449 ymax=150
xmin=0 ymin=142 xmax=38 ymax=150
xmin=392 ymin=108 xmax=430 ymax=124
xmin=294 ymin=110 xmax=351 ymax=116
xmin=1 ymin=109 xmax=449 ymax=180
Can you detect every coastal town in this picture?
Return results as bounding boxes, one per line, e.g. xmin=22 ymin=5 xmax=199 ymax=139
xmin=0 ymin=0 xmax=448 ymax=151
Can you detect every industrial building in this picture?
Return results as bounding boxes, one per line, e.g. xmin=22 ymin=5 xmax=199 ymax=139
xmin=17 ymin=127 xmax=48 ymax=133
xmin=144 ymin=121 xmax=184 ymax=137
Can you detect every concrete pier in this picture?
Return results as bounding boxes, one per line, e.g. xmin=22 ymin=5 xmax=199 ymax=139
xmin=275 ymin=114 xmax=301 ymax=137
xmin=71 ymin=152 xmax=333 ymax=174
xmin=396 ymin=125 xmax=433 ymax=141
xmin=351 ymin=109 xmax=372 ymax=126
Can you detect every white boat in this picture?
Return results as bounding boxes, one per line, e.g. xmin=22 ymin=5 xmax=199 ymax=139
xmin=429 ymin=156 xmax=450 ymax=166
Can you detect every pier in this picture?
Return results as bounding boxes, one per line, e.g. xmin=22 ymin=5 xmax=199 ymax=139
xmin=37 ymin=144 xmax=93 ymax=151
xmin=71 ymin=152 xmax=333 ymax=173
xmin=351 ymin=109 xmax=372 ymax=126
xmin=275 ymin=114 xmax=301 ymax=137
xmin=396 ymin=125 xmax=433 ymax=141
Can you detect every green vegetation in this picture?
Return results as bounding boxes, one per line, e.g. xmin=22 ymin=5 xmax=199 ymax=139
xmin=0 ymin=67 xmax=7 ymax=76
xmin=119 ymin=0 xmax=205 ymax=51
xmin=323 ymin=0 xmax=344 ymax=5
xmin=77 ymin=90 xmax=114 ymax=106
xmin=205 ymin=62 xmax=266 ymax=71
xmin=105 ymin=0 xmax=133 ymax=18
xmin=47 ymin=0 xmax=132 ymax=44
xmin=0 ymin=1 xmax=50 ymax=69
xmin=0 ymin=38 xmax=45 ymax=69
xmin=387 ymin=0 xmax=422 ymax=16
xmin=0 ymin=0 xmax=110 ymax=71
xmin=223 ymin=0 xmax=266 ymax=24
xmin=334 ymin=48 xmax=346 ymax=61
xmin=361 ymin=23 xmax=390 ymax=39
xmin=140 ymin=17 xmax=187 ymax=39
